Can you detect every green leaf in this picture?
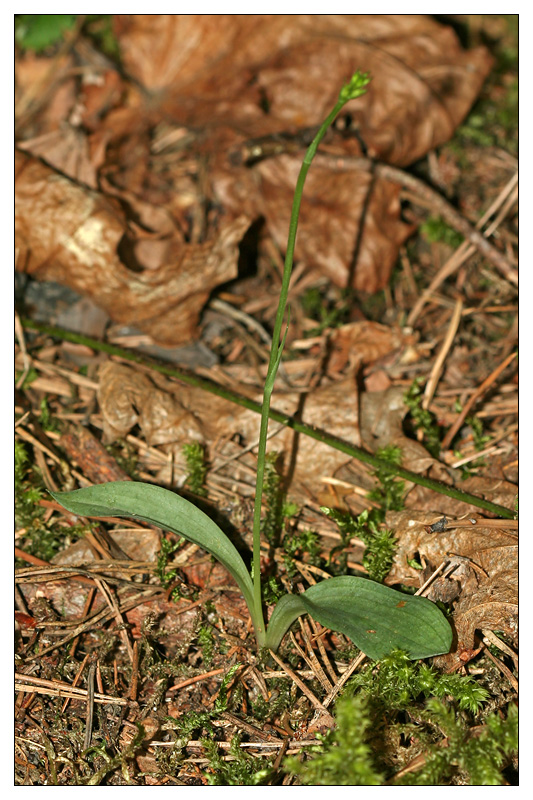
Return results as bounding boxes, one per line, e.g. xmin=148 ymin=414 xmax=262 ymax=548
xmin=16 ymin=15 xmax=78 ymax=53
xmin=266 ymin=576 xmax=452 ymax=660
xmin=50 ymin=482 xmax=257 ymax=634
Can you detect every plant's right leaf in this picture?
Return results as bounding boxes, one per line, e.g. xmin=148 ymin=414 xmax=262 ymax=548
xmin=266 ymin=576 xmax=452 ymax=660
xmin=50 ymin=482 xmax=256 ymax=618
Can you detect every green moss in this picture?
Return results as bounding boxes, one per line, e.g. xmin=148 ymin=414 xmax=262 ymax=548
xmin=251 ymin=680 xmax=293 ymax=723
xmin=38 ymin=397 xmax=60 ymax=433
xmin=404 ymin=379 xmax=442 ymax=457
xmin=421 ymin=216 xmax=464 ymax=249
xmin=285 ymin=692 xmax=383 ymax=785
xmin=196 ymin=625 xmax=215 ymax=668
xmin=285 ymin=650 xmax=515 ymax=786
xmin=182 ymin=442 xmax=208 ymax=497
xmin=15 ymin=440 xmax=84 ymax=561
xmin=301 ymin=286 xmax=351 ymax=336
xmin=202 ymin=735 xmax=273 ymax=785
xmin=156 ymin=536 xmax=182 ymax=588
xmin=282 ymin=528 xmax=324 ymax=578
xmin=322 ymin=504 xmax=397 ymax=583
xmin=367 ymin=445 xmax=406 ymax=513
xmin=349 ymin=650 xmax=490 ymax=713
xmin=397 ymin=700 xmax=517 ymax=785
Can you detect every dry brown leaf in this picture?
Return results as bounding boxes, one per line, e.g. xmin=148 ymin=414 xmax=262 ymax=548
xmin=17 ymin=127 xmax=99 ymax=188
xmin=16 ymin=15 xmax=493 ymax=332
xmin=383 ymin=510 xmax=517 ymax=668
xmin=96 ymin=361 xmax=363 ymax=505
xmin=15 ymin=149 xmax=251 ymax=345
xmin=327 ymin=321 xmax=412 ymax=375
xmin=117 ymin=14 xmax=491 ymax=291
xmin=98 ymin=362 xmax=205 ymax=446
xmin=249 ymin=156 xmax=413 ymax=292
xmin=59 ymin=425 xmax=132 ymax=484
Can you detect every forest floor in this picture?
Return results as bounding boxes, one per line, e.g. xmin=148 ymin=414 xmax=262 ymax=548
xmin=15 ymin=14 xmax=517 ymax=785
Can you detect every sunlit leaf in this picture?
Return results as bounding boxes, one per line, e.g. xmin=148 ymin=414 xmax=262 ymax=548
xmin=50 ymin=482 xmax=256 ymax=623
xmin=266 ymin=576 xmax=452 ymax=660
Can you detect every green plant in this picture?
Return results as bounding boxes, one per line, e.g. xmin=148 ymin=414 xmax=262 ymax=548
xmin=15 ymin=14 xmax=119 ymax=60
xmin=16 ymin=440 xmax=83 ymax=561
xmin=50 ymin=72 xmax=452 ymax=662
xmin=366 ymin=445 xmax=406 ymax=512
xmin=466 ymin=415 xmax=490 ymax=451
xmin=183 ymin=441 xmax=208 ymax=497
xmin=404 ymin=378 xmax=442 ymax=457
xmin=156 ymin=536 xmax=183 ymax=591
xmin=202 ymin=735 xmax=272 ymax=786
xmin=286 ymin=692 xmax=383 ymax=785
xmin=282 ymin=528 xmax=323 ymax=578
xmin=285 ymin=650 xmax=515 ymax=786
xmin=301 ymin=286 xmax=350 ymax=336
xmin=348 ymin=649 xmax=490 ymax=713
xmin=323 ymin=507 xmax=397 ymax=583
xmin=323 ymin=447 xmax=402 ymax=584
xmin=397 ymin=700 xmax=517 ymax=785
xmin=420 ymin=216 xmax=463 ymax=249
xmin=15 ymin=14 xmax=78 ymax=53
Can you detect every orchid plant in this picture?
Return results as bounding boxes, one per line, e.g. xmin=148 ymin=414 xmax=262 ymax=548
xmin=51 ymin=72 xmax=452 ymax=661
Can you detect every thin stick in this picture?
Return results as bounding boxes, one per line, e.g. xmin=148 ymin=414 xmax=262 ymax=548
xmin=482 ymin=629 xmax=518 ymax=669
xmin=15 ymin=312 xmax=32 ymax=389
xmin=61 ymin=652 xmax=90 ymax=713
xmin=423 ymin=298 xmax=463 ymax=410
xmin=129 ymin=640 xmax=140 ymax=702
xmin=269 ymin=649 xmax=334 ymax=721
xmin=482 ymin=644 xmax=518 ymax=693
xmin=440 ymin=351 xmax=517 ymax=451
xmin=308 ymin=617 xmax=339 ymax=687
xmin=167 ymin=668 xmax=225 ymax=692
xmin=374 ymin=162 xmax=517 ymax=286
xmin=83 ymin=656 xmax=97 ymax=750
xmin=323 ymin=652 xmax=366 ymax=709
xmin=14 ymin=672 xmax=127 ymax=705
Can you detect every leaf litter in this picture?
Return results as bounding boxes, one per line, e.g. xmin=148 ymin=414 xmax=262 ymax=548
xmin=15 ymin=15 xmax=517 ymax=786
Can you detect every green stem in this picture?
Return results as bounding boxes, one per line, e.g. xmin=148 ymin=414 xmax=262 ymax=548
xmin=20 ymin=318 xmax=515 ymax=519
xmin=250 ymin=85 xmax=373 ymax=638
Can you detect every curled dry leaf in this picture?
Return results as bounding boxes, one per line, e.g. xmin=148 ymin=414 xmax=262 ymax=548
xmin=15 ymin=149 xmax=251 ymax=345
xmin=384 ymin=510 xmax=517 ymax=668
xmin=248 ymin=155 xmax=413 ymax=292
xmin=327 ymin=320 xmax=413 ymax=375
xmin=98 ymin=363 xmax=205 ymax=446
xmin=125 ymin=14 xmax=490 ymax=291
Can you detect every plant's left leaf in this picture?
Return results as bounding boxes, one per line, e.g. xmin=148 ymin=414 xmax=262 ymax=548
xmin=50 ymin=482 xmax=256 ymax=617
xmin=266 ymin=575 xmax=452 ymax=660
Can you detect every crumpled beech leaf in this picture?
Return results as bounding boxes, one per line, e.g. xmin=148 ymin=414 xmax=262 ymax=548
xmin=50 ymin=481 xmax=452 ymax=659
